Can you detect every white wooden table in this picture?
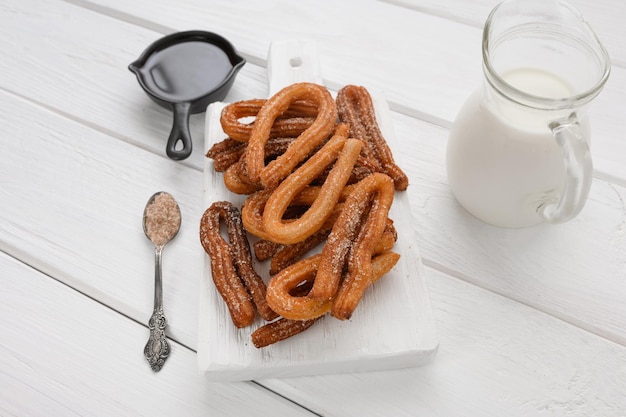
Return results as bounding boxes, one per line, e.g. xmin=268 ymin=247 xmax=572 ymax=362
xmin=2 ymin=0 xmax=625 ymax=415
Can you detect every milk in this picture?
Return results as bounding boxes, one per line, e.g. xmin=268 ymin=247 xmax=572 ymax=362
xmin=446 ymin=68 xmax=590 ymax=227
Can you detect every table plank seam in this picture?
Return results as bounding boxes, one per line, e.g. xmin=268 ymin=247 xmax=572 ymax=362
xmin=0 ymin=247 xmax=198 ymax=354
xmin=0 ymin=84 xmax=203 ymax=172
xmin=60 ymin=0 xmax=266 ymax=69
xmin=61 ymin=0 xmax=173 ymax=39
xmin=251 ymin=382 xmax=324 ymax=417
xmin=421 ymin=258 xmax=626 ymax=348
xmin=377 ymin=0 xmax=626 ymax=68
xmin=379 ymin=0 xmax=482 ymax=29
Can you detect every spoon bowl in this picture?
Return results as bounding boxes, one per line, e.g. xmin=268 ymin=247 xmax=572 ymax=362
xmin=143 ymin=191 xmax=182 ymax=247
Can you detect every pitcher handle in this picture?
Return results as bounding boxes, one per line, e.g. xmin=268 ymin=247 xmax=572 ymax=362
xmin=539 ymin=114 xmax=593 ymax=223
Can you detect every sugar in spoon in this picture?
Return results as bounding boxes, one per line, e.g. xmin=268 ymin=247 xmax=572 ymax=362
xmin=142 ymin=191 xmax=181 ymax=372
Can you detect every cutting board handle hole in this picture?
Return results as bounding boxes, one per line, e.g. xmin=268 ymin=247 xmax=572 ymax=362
xmin=289 ymin=56 xmax=303 ymax=68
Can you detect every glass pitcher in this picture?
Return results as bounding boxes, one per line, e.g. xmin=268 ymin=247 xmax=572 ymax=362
xmin=446 ymin=0 xmax=610 ymax=228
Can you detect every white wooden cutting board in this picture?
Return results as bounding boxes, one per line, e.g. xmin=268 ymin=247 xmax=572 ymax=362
xmin=197 ymin=40 xmax=438 ymax=381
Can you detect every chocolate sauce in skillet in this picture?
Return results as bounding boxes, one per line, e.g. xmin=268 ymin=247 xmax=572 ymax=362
xmin=129 ymin=31 xmax=245 ymax=160
xmin=138 ymin=41 xmax=234 ymax=102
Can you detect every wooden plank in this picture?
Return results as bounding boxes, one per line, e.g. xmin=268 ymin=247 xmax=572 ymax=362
xmin=382 ymin=0 xmax=626 ymax=67
xmin=0 ymin=253 xmax=316 ymax=417
xmin=1 ymin=0 xmax=625 ymax=185
xmin=260 ymin=266 xmax=626 ymax=416
xmin=65 ymin=0 xmax=626 ymax=185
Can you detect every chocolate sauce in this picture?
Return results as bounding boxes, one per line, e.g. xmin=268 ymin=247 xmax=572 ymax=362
xmin=138 ymin=41 xmax=234 ymax=102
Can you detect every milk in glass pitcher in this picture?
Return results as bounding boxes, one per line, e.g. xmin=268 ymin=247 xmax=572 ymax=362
xmin=446 ymin=0 xmax=610 ymax=228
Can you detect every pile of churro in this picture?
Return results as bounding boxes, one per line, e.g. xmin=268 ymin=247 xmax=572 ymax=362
xmin=200 ymin=82 xmax=408 ymax=348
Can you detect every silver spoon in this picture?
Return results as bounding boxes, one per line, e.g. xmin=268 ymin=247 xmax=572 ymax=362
xmin=142 ymin=191 xmax=181 ymax=372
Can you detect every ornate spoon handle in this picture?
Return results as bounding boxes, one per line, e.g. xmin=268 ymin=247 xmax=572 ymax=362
xmin=144 ymin=308 xmax=170 ymax=371
xmin=144 ymin=246 xmax=170 ymax=371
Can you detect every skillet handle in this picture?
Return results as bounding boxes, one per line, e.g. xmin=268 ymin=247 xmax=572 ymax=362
xmin=166 ymin=102 xmax=193 ymax=160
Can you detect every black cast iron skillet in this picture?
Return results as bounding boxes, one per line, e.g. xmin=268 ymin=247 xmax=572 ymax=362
xmin=129 ymin=31 xmax=245 ymax=160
